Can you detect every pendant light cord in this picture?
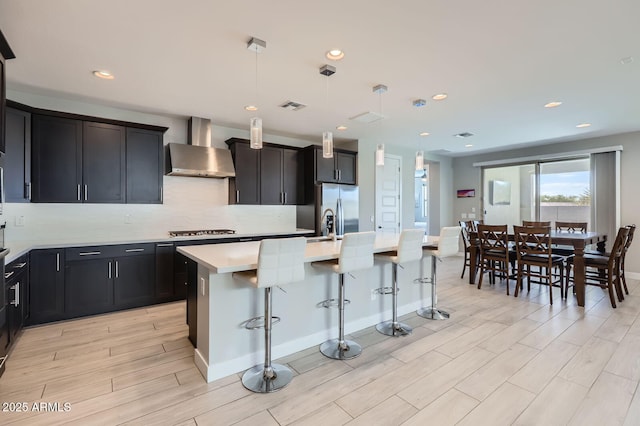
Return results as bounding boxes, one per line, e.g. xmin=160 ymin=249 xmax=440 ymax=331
xmin=254 ymin=48 xmax=259 ymax=107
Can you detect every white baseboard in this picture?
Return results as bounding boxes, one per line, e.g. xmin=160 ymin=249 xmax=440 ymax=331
xmin=626 ymin=271 xmax=640 ymax=280
xmin=196 ymin=299 xmax=426 ymax=382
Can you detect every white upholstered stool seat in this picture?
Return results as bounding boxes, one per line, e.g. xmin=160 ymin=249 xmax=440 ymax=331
xmin=418 ymin=226 xmax=460 ymax=320
xmin=233 ymin=237 xmax=306 ymax=393
xmin=374 ymin=229 xmax=425 ymax=337
xmin=312 ymin=231 xmax=376 ymax=360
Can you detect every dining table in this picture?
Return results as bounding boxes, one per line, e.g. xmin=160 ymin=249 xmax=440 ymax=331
xmin=468 ymin=230 xmax=608 ymax=307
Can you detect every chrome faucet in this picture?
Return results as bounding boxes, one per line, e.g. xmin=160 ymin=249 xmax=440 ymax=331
xmin=320 ymin=208 xmax=336 ymax=241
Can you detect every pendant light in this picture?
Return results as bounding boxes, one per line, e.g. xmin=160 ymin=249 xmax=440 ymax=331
xmin=415 ymin=150 xmax=424 ymax=170
xmin=247 ymin=37 xmax=266 ymax=149
xmin=373 ymin=84 xmax=387 ymax=166
xmin=320 ymin=65 xmax=335 ymax=158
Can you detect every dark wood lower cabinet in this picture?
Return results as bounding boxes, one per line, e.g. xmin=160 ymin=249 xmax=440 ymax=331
xmin=65 ymin=258 xmax=114 ymax=318
xmin=114 ymin=254 xmax=156 ymax=308
xmin=29 ymin=249 xmax=65 ymax=324
xmin=155 ymin=243 xmax=175 ymax=300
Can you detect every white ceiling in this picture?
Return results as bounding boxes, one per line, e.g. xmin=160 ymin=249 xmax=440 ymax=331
xmin=1 ymin=0 xmax=639 ymax=156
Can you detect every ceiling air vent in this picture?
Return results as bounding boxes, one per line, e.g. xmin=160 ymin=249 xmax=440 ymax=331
xmin=349 ymin=111 xmax=385 ymax=123
xmin=454 ymin=132 xmax=474 ymax=138
xmin=280 ymin=101 xmax=307 ymax=111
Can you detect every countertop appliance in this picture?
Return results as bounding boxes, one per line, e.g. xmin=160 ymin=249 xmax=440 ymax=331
xmin=297 ymin=183 xmax=359 ymax=237
xmin=169 ymin=229 xmax=236 ymax=237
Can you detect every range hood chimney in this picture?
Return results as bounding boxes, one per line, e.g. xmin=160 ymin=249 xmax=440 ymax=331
xmin=167 ymin=117 xmax=236 ymax=178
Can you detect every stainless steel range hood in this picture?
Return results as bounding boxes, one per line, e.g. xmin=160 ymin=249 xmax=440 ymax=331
xmin=167 ymin=117 xmax=236 ymax=178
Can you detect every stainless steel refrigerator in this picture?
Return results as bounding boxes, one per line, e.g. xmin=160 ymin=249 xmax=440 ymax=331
xmin=297 ymin=183 xmax=359 ymax=237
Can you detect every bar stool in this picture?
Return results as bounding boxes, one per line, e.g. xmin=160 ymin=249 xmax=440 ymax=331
xmin=233 ymin=237 xmax=306 ymax=393
xmin=374 ymin=229 xmax=425 ymax=336
xmin=312 ymin=231 xmax=376 ymax=360
xmin=417 ymin=226 xmax=460 ymax=320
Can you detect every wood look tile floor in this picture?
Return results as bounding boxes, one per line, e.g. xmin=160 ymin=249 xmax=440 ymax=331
xmin=2 ymin=255 xmax=640 ymax=425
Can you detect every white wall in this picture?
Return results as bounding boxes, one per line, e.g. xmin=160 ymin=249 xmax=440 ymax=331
xmin=3 ymin=90 xmax=318 ymax=249
xmin=452 ymin=132 xmax=640 ymax=273
xmin=357 ymin=137 xmax=453 ymax=236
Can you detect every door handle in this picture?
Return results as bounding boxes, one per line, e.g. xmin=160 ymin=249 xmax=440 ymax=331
xmin=108 ymin=261 xmax=112 ymax=279
xmin=283 ymin=192 xmax=287 ymax=204
xmin=84 ymin=184 xmax=88 ymax=201
xmin=79 ymin=251 xmax=101 ymax=256
xmin=125 ymin=248 xmax=145 ymax=253
xmin=4 ymin=271 xmax=14 ymax=279
xmin=77 ymin=184 xmax=81 ymax=201
xmin=115 ymin=261 xmax=119 ymax=278
xmin=236 ymin=190 xmax=240 ymax=203
xmin=11 ymin=283 xmax=19 ymax=307
xmin=56 ymin=253 xmax=60 ymax=272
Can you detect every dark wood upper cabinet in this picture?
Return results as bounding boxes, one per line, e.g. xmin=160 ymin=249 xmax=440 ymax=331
xmin=31 ymin=114 xmax=83 ymax=203
xmin=227 ymin=138 xmax=301 ymax=205
xmin=126 ymin=128 xmax=163 ymax=204
xmin=3 ymin=107 xmax=31 ymax=202
xmin=27 ymin=104 xmax=166 ymax=204
xmin=0 ymin=29 xmax=15 ymax=156
xmin=305 ymin=146 xmax=357 ymax=185
xmin=229 ymin=141 xmax=260 ymax=204
xmin=282 ymin=148 xmax=300 ymax=205
xmin=83 ymin=122 xmax=126 ymax=203
xmin=260 ymin=146 xmax=284 ymax=205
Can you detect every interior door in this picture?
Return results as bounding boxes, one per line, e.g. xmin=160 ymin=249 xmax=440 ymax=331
xmin=375 ymin=154 xmax=401 ymax=233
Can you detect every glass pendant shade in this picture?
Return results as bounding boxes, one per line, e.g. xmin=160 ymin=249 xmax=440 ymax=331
xmin=250 ymin=117 xmax=262 ymax=149
xmin=376 ymin=144 xmax=385 ymax=166
xmin=322 ymin=131 xmax=334 ymax=158
xmin=415 ymin=150 xmax=424 ymax=170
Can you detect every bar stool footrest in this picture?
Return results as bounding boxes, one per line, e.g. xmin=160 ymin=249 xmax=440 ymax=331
xmin=374 ymin=286 xmax=397 ymax=295
xmin=244 ymin=315 xmax=281 ymax=330
xmin=414 ymin=277 xmax=433 ymax=285
xmin=317 ymin=298 xmax=351 ymax=308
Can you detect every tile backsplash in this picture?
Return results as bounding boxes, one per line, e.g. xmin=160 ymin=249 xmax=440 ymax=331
xmin=3 ymin=175 xmax=296 ymax=247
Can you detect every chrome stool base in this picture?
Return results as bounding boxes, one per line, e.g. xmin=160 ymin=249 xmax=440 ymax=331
xmin=376 ymin=320 xmax=412 ymax=336
xmin=241 ymin=363 xmax=293 ymax=393
xmin=417 ymin=307 xmax=450 ymax=320
xmin=320 ymin=339 xmax=362 ymax=360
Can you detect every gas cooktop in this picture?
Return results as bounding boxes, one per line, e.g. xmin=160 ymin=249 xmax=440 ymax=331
xmin=168 ymin=229 xmax=236 ymax=237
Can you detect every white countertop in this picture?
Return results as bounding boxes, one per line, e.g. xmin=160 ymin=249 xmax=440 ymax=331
xmin=4 ymin=229 xmax=315 ymax=264
xmin=177 ymin=233 xmax=439 ymax=274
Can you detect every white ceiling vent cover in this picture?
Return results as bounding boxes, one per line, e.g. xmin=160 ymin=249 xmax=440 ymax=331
xmin=349 ymin=111 xmax=385 ymax=123
xmin=280 ymin=101 xmax=307 ymax=111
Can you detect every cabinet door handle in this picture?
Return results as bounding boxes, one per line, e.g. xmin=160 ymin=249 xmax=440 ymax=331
xmin=4 ymin=271 xmax=14 ymax=279
xmin=79 ymin=251 xmax=101 ymax=256
xmin=108 ymin=261 xmax=112 ymax=279
xmin=236 ymin=190 xmax=240 ymax=203
xmin=56 ymin=253 xmax=60 ymax=272
xmin=115 ymin=261 xmax=119 ymax=278
xmin=11 ymin=283 xmax=19 ymax=307
xmin=125 ymin=248 xmax=145 ymax=253
xmin=338 ymin=169 xmax=341 ymax=181
xmin=77 ymin=184 xmax=81 ymax=201
xmin=284 ymin=192 xmax=287 ymax=204
xmin=15 ymin=262 xmax=27 ymax=269
xmin=26 ymin=182 xmax=32 ymax=200
xmin=156 ymin=243 xmax=173 ymax=247
xmin=238 ymin=238 xmax=253 ymax=242
xmin=84 ymin=184 xmax=88 ymax=201
xmin=0 ymin=356 xmax=6 ymax=370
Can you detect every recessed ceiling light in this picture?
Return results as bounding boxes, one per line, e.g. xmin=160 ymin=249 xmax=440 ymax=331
xmin=336 ymin=125 xmax=347 ymax=131
xmin=432 ymin=93 xmax=447 ymax=101
xmin=326 ymin=49 xmax=345 ymax=61
xmin=93 ymin=70 xmax=114 ymax=80
xmin=544 ymin=101 xmax=562 ymax=108
xmin=620 ymin=56 xmax=634 ymax=65
xmin=244 ymin=105 xmax=258 ymax=111
xmin=419 ymin=132 xmax=430 ymax=136
xmin=576 ymin=123 xmax=591 ymax=128
xmin=465 ymin=144 xmax=473 ymax=148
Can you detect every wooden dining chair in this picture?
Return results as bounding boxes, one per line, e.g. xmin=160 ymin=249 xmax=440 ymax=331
xmin=458 ymin=221 xmax=477 ymax=280
xmin=553 ymin=221 xmax=588 ymax=256
xmin=565 ymin=226 xmax=629 ymax=308
xmin=522 ymin=220 xmax=551 ymax=227
xmin=477 ymin=224 xmax=515 ymax=294
xmin=512 ymin=225 xmax=565 ymax=305
xmin=583 ymin=224 xmax=635 ymax=296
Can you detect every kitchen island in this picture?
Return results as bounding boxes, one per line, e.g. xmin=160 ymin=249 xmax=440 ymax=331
xmin=178 ymin=233 xmax=438 ymax=382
